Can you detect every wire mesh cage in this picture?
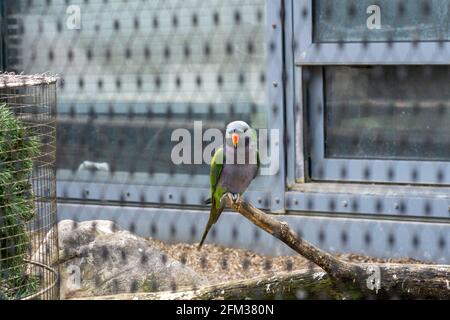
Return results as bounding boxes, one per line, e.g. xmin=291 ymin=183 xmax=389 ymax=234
xmin=0 ymin=74 xmax=58 ymax=300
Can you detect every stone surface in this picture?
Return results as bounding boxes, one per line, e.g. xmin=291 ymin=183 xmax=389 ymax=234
xmin=57 ymin=220 xmax=207 ymax=299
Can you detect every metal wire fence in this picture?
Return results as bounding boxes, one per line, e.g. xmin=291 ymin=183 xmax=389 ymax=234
xmin=1 ymin=0 xmax=449 ymax=300
xmin=0 ymin=74 xmax=58 ymax=300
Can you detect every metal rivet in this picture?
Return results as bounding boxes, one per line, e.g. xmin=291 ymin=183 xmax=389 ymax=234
xmin=342 ymin=201 xmax=348 ymax=208
xmin=272 ymin=23 xmax=277 ymax=29
xmin=272 ymin=81 xmax=278 ymax=87
xmin=275 ymin=197 xmax=280 ymax=204
xmin=394 ymin=203 xmax=400 ymax=210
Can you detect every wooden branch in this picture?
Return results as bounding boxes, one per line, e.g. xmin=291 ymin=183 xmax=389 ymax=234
xmin=223 ymin=194 xmax=450 ymax=299
xmin=71 ymin=268 xmax=341 ymax=300
xmin=223 ymin=194 xmax=348 ymax=278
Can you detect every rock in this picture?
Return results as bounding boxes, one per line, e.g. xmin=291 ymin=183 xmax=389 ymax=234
xmin=58 ymin=220 xmax=116 ymax=261
xmin=57 ymin=220 xmax=207 ymax=299
xmin=30 ymin=220 xmax=115 ymax=269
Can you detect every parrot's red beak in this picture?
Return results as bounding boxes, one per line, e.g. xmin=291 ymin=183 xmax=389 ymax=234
xmin=232 ymin=133 xmax=239 ymax=148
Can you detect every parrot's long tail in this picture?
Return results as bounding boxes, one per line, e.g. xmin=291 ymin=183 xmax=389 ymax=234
xmin=198 ymin=199 xmax=223 ymax=250
xmin=197 ymin=221 xmax=213 ymax=250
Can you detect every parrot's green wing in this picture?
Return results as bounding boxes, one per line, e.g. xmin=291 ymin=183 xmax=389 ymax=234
xmin=210 ymin=147 xmax=225 ymax=208
xmin=198 ymin=147 xmax=225 ymax=249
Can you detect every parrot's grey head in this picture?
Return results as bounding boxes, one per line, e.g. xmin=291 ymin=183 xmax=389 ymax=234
xmin=225 ymin=121 xmax=256 ymax=149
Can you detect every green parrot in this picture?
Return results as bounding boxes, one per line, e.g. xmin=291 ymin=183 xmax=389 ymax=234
xmin=198 ymin=121 xmax=260 ymax=250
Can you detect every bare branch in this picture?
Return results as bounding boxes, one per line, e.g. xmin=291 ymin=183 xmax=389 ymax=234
xmin=223 ymin=194 xmax=450 ymax=299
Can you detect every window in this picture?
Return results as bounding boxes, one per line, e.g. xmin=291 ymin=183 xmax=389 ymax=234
xmin=295 ymin=0 xmax=449 ymax=65
xmin=314 ymin=0 xmax=450 ymax=42
xmin=294 ymin=0 xmax=450 ymax=185
xmin=324 ymin=66 xmax=450 ymax=162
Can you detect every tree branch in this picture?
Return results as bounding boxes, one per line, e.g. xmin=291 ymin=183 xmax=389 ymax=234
xmin=223 ymin=194 xmax=450 ymax=298
xmin=72 ymin=268 xmax=349 ymax=300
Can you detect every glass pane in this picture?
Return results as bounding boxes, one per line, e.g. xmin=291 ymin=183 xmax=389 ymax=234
xmin=325 ymin=66 xmax=450 ymax=161
xmin=314 ymin=0 xmax=450 ymax=42
xmin=6 ymin=0 xmax=268 ymax=189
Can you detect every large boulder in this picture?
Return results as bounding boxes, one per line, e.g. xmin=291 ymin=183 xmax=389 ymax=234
xmin=57 ymin=220 xmax=207 ymax=299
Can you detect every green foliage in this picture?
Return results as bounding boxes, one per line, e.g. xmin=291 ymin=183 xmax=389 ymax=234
xmin=0 ymin=103 xmax=40 ymax=299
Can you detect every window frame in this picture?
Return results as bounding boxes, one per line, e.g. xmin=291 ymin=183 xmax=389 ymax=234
xmin=292 ymin=0 xmax=450 ymax=186
xmin=294 ymin=0 xmax=450 ymax=66
xmin=286 ymin=0 xmax=450 ymax=218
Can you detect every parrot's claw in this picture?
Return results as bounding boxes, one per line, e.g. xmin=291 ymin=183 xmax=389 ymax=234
xmin=231 ymin=193 xmax=240 ymax=203
xmin=220 ymin=193 xmax=241 ymax=207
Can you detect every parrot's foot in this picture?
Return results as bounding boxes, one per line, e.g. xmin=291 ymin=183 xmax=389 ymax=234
xmin=220 ymin=193 xmax=241 ymax=209
xmin=230 ymin=193 xmax=240 ymax=203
